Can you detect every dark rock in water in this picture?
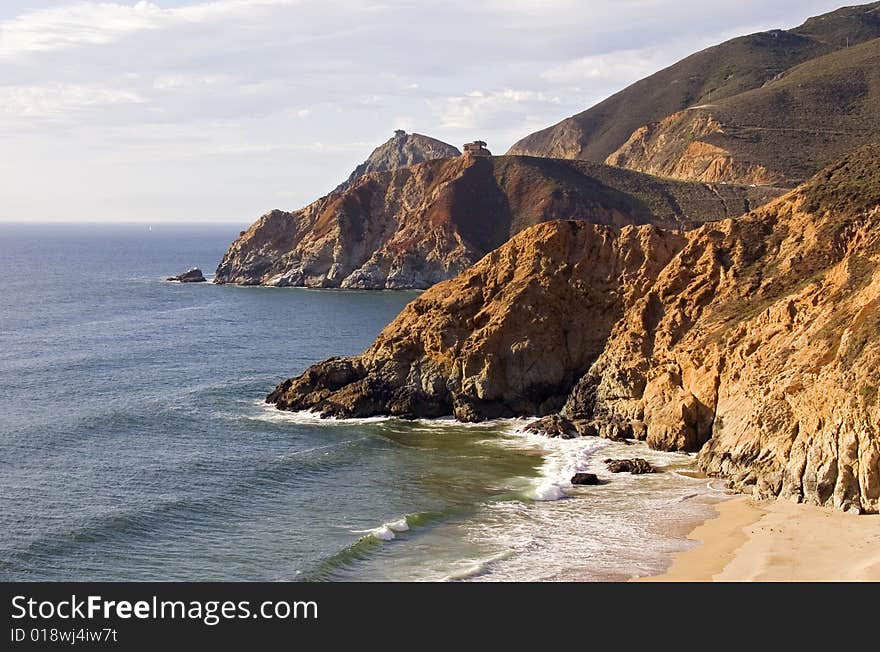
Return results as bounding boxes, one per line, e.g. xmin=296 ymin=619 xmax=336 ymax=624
xmin=507 ymin=413 xmax=646 ymax=442
xmin=523 ymin=415 xmax=579 ymax=439
xmin=604 ymin=458 xmax=655 ymax=474
xmin=167 ymin=268 xmax=207 ymax=283
xmin=570 ymin=472 xmax=600 ymax=485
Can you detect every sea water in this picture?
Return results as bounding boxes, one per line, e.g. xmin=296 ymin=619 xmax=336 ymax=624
xmin=0 ymin=223 xmax=726 ymax=581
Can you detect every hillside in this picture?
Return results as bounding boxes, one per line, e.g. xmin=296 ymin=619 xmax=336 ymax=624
xmin=334 ymin=130 xmax=460 ymax=193
xmin=605 ymin=37 xmax=880 ymax=185
xmin=508 ymin=2 xmax=880 ymax=184
xmin=215 ymin=155 xmax=781 ymax=289
xmin=268 ymin=144 xmax=880 ymax=513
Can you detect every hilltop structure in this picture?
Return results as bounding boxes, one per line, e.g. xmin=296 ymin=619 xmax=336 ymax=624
xmin=463 ymin=141 xmax=491 ymax=157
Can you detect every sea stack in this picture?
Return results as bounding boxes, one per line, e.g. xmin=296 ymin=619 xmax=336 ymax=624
xmin=167 ymin=267 xmax=207 ymax=283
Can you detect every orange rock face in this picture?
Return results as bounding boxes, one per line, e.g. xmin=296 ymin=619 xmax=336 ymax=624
xmin=605 ymin=110 xmax=787 ymax=186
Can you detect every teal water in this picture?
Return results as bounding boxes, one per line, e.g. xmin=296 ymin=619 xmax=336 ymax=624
xmin=0 ymin=223 xmax=724 ymax=581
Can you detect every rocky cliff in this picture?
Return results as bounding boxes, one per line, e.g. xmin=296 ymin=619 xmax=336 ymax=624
xmin=604 ymin=111 xmax=785 ymax=186
xmin=215 ymin=155 xmax=781 ymax=289
xmin=268 ymin=144 xmax=880 ymax=513
xmin=335 ymin=130 xmax=460 ymax=193
xmin=508 ymin=3 xmax=880 ymax=187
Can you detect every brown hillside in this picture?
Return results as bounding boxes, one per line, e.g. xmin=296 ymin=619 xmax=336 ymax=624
xmin=215 ymin=155 xmax=778 ymax=289
xmin=606 ymin=37 xmax=880 ymax=185
xmin=508 ymin=2 xmax=880 ymax=185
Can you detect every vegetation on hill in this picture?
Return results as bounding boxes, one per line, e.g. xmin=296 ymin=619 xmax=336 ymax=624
xmin=508 ymin=2 xmax=880 ymax=184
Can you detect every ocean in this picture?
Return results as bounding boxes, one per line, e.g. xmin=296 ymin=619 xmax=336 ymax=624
xmin=0 ymin=222 xmax=726 ymax=581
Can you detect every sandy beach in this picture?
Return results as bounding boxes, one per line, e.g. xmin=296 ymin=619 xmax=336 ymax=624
xmin=641 ymin=497 xmax=880 ymax=582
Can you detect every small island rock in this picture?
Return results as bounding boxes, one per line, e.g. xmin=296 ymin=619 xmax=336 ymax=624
xmin=167 ymin=268 xmax=207 ymax=283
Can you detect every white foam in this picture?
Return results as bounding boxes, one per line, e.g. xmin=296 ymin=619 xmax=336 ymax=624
xmin=488 ymin=425 xmax=608 ymax=502
xmin=251 ymin=401 xmax=393 ymax=425
xmin=252 ymin=401 xmax=536 ymax=431
xmin=531 ymin=437 xmax=607 ymax=501
xmin=369 ymin=525 xmax=396 ymax=541
xmin=353 ymin=515 xmax=412 ymax=542
xmin=441 ymin=550 xmax=514 ymax=581
xmin=386 ymin=517 xmax=410 ymax=533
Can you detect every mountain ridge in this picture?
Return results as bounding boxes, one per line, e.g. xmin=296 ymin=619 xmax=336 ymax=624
xmin=215 ymin=154 xmax=782 ymax=289
xmin=508 ymin=2 xmax=880 ymax=186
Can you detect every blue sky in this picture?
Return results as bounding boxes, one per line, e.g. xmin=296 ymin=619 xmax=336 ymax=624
xmin=0 ymin=0 xmax=857 ymax=222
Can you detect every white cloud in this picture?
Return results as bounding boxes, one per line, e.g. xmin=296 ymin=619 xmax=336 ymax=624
xmin=0 ymin=83 xmax=145 ymax=118
xmin=540 ymin=48 xmax=667 ymax=88
xmin=432 ymin=89 xmax=563 ymax=131
xmin=152 ymin=73 xmax=232 ymax=90
xmin=0 ymin=0 xmax=297 ymax=59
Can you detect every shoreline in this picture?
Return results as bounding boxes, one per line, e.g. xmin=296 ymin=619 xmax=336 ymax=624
xmin=639 ymin=496 xmax=880 ymax=581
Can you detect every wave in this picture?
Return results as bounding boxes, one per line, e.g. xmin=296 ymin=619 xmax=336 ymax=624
xmin=299 ymin=512 xmax=439 ymax=581
xmin=441 ymin=550 xmax=515 ymax=581
xmin=530 ymin=437 xmax=607 ymax=501
xmin=485 ymin=424 xmax=609 ymax=502
xmin=2 ymin=436 xmax=373 ymax=574
xmin=247 ymin=401 xmax=394 ymax=426
xmin=247 ymin=402 xmax=539 ymax=433
xmin=351 ymin=514 xmax=421 ymax=542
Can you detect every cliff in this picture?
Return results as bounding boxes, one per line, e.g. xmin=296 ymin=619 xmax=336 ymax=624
xmin=335 ymin=130 xmax=460 ymax=193
xmin=508 ymin=3 xmax=880 ymax=186
xmin=215 ymin=155 xmax=781 ymax=289
xmin=268 ymin=144 xmax=880 ymax=513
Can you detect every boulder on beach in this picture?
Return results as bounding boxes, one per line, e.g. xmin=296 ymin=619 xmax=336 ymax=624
xmin=570 ymin=473 xmax=600 ymax=485
xmin=523 ymin=415 xmax=579 ymax=439
xmin=604 ymin=458 xmax=655 ymax=474
xmin=167 ymin=268 xmax=207 ymax=283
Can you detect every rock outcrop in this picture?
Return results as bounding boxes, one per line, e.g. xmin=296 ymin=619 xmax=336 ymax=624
xmin=266 ymin=219 xmax=686 ymax=418
xmin=334 ymin=130 xmax=460 ymax=193
xmin=215 ymin=155 xmax=781 ymax=289
xmin=268 ymin=144 xmax=880 ymax=513
xmin=604 ymin=459 xmax=655 ymax=474
xmin=605 ymin=111 xmax=785 ymax=186
xmin=523 ymin=415 xmax=580 ymax=439
xmin=167 ymin=268 xmax=206 ymax=283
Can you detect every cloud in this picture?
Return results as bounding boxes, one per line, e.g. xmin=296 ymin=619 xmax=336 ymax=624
xmin=0 ymin=1 xmax=297 ymax=59
xmin=431 ymin=89 xmax=563 ymax=131
xmin=0 ymin=83 xmax=145 ymax=119
xmin=540 ymin=48 xmax=668 ymax=88
xmin=0 ymin=0 xmax=856 ymax=221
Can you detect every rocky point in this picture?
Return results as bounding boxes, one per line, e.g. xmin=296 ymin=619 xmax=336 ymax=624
xmin=267 ymin=144 xmax=880 ymax=513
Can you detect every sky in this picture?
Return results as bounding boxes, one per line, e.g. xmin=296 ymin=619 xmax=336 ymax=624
xmin=0 ymin=0 xmax=858 ymax=222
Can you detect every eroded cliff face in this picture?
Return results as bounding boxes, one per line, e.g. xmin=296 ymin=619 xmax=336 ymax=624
xmin=267 ymin=220 xmax=686 ymax=420
xmin=605 ymin=111 xmax=786 ymax=186
xmin=268 ymin=145 xmax=880 ymax=512
xmin=215 ymin=155 xmax=781 ymax=289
